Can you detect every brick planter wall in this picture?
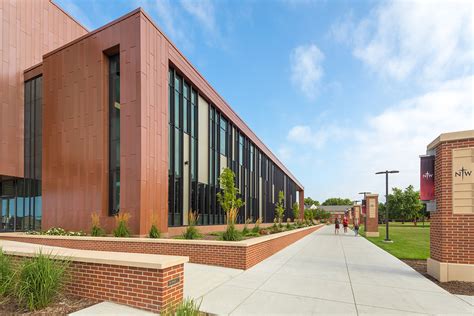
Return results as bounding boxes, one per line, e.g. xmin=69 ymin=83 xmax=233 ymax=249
xmin=7 ymin=255 xmax=184 ymax=314
xmin=0 ymin=225 xmax=322 ymax=270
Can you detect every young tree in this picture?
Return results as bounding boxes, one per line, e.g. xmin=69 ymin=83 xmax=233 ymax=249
xmin=275 ymin=191 xmax=285 ymax=225
xmin=217 ymin=168 xmax=244 ymax=241
xmin=404 ymin=185 xmax=424 ymax=225
xmin=304 ymin=197 xmax=320 ymax=207
xmin=292 ymin=202 xmax=300 ymax=222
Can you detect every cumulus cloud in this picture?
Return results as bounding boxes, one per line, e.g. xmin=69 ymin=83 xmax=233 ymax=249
xmin=330 ymin=0 xmax=473 ymax=82
xmin=281 ymin=76 xmax=474 ymax=201
xmin=290 ymin=44 xmax=325 ymax=99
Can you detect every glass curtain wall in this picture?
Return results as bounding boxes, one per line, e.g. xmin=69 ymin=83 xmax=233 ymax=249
xmin=168 ymin=65 xmax=298 ymax=226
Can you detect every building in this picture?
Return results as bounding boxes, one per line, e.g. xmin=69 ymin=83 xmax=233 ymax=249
xmin=318 ymin=205 xmax=352 ymax=223
xmin=0 ymin=1 xmax=304 ymax=235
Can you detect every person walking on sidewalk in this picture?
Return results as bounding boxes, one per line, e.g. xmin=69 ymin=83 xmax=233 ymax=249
xmin=343 ymin=216 xmax=348 ymax=233
xmin=354 ymin=218 xmax=360 ymax=237
xmin=335 ymin=216 xmax=340 ymax=235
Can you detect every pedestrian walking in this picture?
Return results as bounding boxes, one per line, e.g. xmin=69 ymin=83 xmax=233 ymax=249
xmin=343 ymin=216 xmax=348 ymax=233
xmin=354 ymin=218 xmax=359 ymax=237
xmin=335 ymin=216 xmax=340 ymax=235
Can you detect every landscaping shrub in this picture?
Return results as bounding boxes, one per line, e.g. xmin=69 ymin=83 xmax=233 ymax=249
xmin=242 ymin=218 xmax=251 ymax=236
xmin=26 ymin=227 xmax=86 ymax=237
xmin=90 ymin=212 xmax=105 ymax=237
xmin=113 ymin=212 xmax=131 ymax=237
xmin=162 ymin=297 xmax=202 ymax=316
xmin=286 ymin=218 xmax=291 ymax=230
xmin=217 ymin=168 xmax=244 ymax=241
xmin=0 ymin=248 xmax=14 ymax=302
xmin=16 ymin=251 xmax=70 ymax=311
xmin=221 ymin=220 xmax=242 ymax=241
xmin=183 ymin=211 xmax=201 ymax=240
xmin=252 ymin=217 xmax=261 ymax=234
xmin=149 ymin=223 xmax=161 ymax=238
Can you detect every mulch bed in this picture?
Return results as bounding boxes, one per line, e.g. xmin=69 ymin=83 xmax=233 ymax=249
xmin=402 ymin=259 xmax=474 ymax=296
xmin=0 ymin=295 xmax=98 ymax=315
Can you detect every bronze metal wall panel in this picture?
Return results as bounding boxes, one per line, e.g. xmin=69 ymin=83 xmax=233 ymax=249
xmin=42 ymin=12 xmax=145 ymax=233
xmin=0 ymin=0 xmax=86 ymax=178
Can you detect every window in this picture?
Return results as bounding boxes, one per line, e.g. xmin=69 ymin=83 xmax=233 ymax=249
xmin=183 ymin=82 xmax=189 ymax=133
xmin=108 ymin=54 xmax=120 ymax=215
xmin=174 ymin=75 xmax=181 ymax=128
xmin=239 ymin=134 xmax=244 ymax=165
xmin=250 ymin=144 xmax=254 ymax=172
xmin=220 ymin=117 xmax=227 ymax=155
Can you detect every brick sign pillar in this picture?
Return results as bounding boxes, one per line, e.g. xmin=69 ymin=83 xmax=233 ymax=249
xmin=426 ymin=130 xmax=474 ymax=282
xmin=364 ymin=194 xmax=379 ymax=237
xmin=352 ymin=204 xmax=361 ymax=226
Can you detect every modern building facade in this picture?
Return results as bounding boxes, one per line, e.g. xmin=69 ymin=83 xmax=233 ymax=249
xmin=1 ymin=1 xmax=304 ymax=235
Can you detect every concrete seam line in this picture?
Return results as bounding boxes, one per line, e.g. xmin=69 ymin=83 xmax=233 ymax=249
xmin=340 ymin=233 xmax=360 ymax=316
xmin=227 ymin=230 xmax=319 ymax=315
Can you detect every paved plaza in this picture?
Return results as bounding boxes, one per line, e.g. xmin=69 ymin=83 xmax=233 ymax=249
xmin=185 ymin=225 xmax=473 ymax=315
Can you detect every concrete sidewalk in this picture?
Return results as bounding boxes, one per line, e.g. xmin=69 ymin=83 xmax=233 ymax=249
xmin=185 ymin=225 xmax=473 ymax=315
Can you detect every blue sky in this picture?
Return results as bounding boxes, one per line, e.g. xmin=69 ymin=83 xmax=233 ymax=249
xmin=56 ymin=0 xmax=473 ymax=203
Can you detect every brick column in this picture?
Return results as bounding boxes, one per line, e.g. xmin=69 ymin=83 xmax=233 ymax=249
xmin=364 ymin=194 xmax=379 ymax=237
xmin=426 ymin=130 xmax=474 ymax=282
xmin=352 ymin=204 xmax=361 ymax=226
xmin=299 ymin=189 xmax=305 ymax=220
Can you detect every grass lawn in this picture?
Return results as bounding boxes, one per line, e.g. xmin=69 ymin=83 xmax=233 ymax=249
xmin=360 ymin=222 xmax=430 ymax=259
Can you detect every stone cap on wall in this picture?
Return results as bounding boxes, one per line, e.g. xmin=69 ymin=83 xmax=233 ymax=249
xmin=0 ymin=239 xmax=188 ymax=270
xmin=427 ymin=130 xmax=474 ymax=150
xmin=0 ymin=225 xmax=321 ymax=248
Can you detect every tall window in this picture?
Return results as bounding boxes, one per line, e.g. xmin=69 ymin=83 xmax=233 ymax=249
xmin=239 ymin=134 xmax=244 ymax=165
xmin=109 ymin=54 xmax=120 ymax=215
xmin=220 ymin=117 xmax=227 ymax=155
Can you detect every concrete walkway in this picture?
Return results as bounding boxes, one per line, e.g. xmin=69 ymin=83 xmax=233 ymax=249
xmin=184 ymin=225 xmax=473 ymax=315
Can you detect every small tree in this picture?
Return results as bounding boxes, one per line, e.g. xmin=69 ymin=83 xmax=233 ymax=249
xmin=217 ymin=168 xmax=244 ymax=241
xmin=292 ymin=202 xmax=300 ymax=223
xmin=275 ymin=191 xmax=285 ymax=226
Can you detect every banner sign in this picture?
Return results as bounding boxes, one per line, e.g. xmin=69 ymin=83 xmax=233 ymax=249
xmin=420 ymin=155 xmax=435 ymax=201
xmin=361 ymin=199 xmax=366 ymax=215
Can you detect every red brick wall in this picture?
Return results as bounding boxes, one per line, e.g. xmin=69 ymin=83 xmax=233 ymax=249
xmin=1 ymin=226 xmax=321 ymax=270
xmin=8 ymin=256 xmax=183 ymax=313
xmin=431 ymin=138 xmax=474 ymax=264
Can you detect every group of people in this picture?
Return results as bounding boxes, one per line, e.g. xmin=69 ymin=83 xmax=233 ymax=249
xmin=334 ymin=215 xmax=359 ymax=236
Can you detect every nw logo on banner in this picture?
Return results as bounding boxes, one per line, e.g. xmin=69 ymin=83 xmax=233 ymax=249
xmin=455 ymin=166 xmax=472 ymax=180
xmin=422 ymin=171 xmax=433 ymax=179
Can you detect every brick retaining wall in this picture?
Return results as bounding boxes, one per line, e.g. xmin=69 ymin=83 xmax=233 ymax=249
xmin=1 ymin=225 xmax=322 ymax=270
xmin=7 ymin=255 xmax=184 ymax=314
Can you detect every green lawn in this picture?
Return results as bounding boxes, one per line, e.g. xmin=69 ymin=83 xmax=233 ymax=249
xmin=360 ymin=223 xmax=430 ymax=259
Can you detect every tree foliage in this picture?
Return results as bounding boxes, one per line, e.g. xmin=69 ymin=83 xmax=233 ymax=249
xmin=217 ymin=168 xmax=244 ymax=222
xmin=304 ymin=197 xmax=319 ymax=207
xmin=292 ymin=202 xmax=300 ymax=221
xmin=385 ymin=185 xmax=424 ymax=223
xmin=275 ymin=191 xmax=285 ymax=224
xmin=322 ymin=197 xmax=352 ymax=206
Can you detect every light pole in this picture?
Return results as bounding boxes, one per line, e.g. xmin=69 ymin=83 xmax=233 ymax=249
xmin=358 ymin=192 xmax=370 ymax=228
xmin=375 ymin=170 xmax=399 ymax=242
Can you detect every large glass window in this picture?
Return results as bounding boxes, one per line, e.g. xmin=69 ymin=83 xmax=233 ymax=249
xmin=109 ymin=54 xmax=120 ymax=215
xmin=220 ymin=117 xmax=227 ymax=155
xmin=239 ymin=134 xmax=244 ymax=165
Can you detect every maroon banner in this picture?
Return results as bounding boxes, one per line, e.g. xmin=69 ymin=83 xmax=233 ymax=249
xmin=420 ymin=155 xmax=435 ymax=201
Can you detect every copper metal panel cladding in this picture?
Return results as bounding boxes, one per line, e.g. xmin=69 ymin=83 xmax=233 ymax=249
xmin=0 ymin=0 xmax=87 ymax=178
xmin=41 ymin=8 xmax=303 ymax=234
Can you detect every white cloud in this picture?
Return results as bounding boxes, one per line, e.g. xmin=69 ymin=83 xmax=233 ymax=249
xmin=290 ymin=44 xmax=325 ymax=99
xmin=282 ymin=75 xmax=474 ymax=201
xmin=180 ymin=0 xmax=216 ymax=33
xmin=331 ymin=0 xmax=473 ymax=82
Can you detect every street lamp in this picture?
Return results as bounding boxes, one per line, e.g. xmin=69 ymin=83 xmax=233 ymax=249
xmin=375 ymin=170 xmax=399 ymax=242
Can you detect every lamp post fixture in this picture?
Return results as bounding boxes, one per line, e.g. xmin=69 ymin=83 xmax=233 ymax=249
xmin=375 ymin=170 xmax=399 ymax=242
